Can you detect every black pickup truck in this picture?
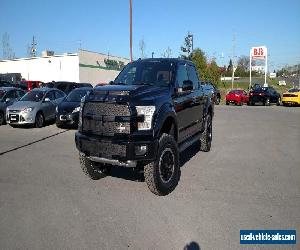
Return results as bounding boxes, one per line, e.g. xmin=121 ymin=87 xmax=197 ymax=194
xmin=75 ymin=58 xmax=214 ymax=195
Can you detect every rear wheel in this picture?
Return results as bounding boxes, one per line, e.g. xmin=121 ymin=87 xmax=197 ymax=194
xmin=264 ymin=98 xmax=270 ymax=106
xmin=79 ymin=153 xmax=110 ymax=180
xmin=277 ymin=97 xmax=281 ymax=106
xmin=144 ymin=133 xmax=179 ymax=196
xmin=200 ymin=113 xmax=212 ymax=152
xmin=226 ymin=101 xmax=229 ymax=105
xmin=35 ymin=112 xmax=44 ymax=128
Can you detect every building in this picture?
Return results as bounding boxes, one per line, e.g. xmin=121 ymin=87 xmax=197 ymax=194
xmin=0 ymin=49 xmax=129 ymax=85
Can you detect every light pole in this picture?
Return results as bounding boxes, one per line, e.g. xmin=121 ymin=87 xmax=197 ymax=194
xmin=129 ymin=0 xmax=133 ymax=62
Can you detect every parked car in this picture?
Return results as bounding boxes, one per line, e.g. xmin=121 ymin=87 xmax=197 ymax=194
xmin=75 ymin=58 xmax=214 ymax=196
xmin=226 ymin=89 xmax=249 ymax=105
xmin=56 ymin=87 xmax=92 ymax=128
xmin=16 ymin=80 xmax=43 ymax=92
xmin=201 ymin=81 xmax=221 ymax=104
xmin=282 ymin=88 xmax=300 ymax=106
xmin=42 ymin=81 xmax=93 ymax=94
xmin=6 ymin=88 xmax=66 ymax=127
xmin=0 ymin=80 xmax=13 ymax=88
xmin=248 ymin=85 xmax=281 ymax=106
xmin=0 ymin=87 xmax=25 ymax=125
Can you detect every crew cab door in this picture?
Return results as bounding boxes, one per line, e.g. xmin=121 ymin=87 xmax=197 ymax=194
xmin=173 ymin=63 xmax=197 ymax=143
xmin=187 ymin=64 xmax=204 ymax=134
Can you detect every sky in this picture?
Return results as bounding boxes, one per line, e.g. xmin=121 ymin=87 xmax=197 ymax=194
xmin=0 ymin=0 xmax=300 ymax=71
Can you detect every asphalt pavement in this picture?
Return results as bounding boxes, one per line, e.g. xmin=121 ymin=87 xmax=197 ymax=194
xmin=0 ymin=105 xmax=299 ymax=249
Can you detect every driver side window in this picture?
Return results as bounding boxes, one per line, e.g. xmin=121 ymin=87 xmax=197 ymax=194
xmin=176 ymin=64 xmax=188 ymax=88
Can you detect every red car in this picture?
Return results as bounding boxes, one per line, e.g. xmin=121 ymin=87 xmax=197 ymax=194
xmin=226 ymin=89 xmax=249 ymax=105
xmin=16 ymin=80 xmax=43 ymax=92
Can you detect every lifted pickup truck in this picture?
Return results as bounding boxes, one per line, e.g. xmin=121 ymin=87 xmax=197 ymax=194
xmin=75 ymin=58 xmax=214 ymax=195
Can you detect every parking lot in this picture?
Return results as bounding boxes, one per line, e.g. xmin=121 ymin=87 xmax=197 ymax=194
xmin=0 ymin=105 xmax=299 ymax=249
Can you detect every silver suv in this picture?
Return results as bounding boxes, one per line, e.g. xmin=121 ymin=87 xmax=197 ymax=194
xmin=6 ymin=88 xmax=66 ymax=127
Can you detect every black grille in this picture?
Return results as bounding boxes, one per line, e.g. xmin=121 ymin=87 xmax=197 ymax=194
xmin=81 ymin=140 xmax=126 ymax=158
xmin=82 ymin=102 xmax=131 ymax=136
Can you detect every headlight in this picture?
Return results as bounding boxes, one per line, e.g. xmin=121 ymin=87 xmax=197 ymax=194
xmin=22 ymin=107 xmax=33 ymax=113
xmin=72 ymin=106 xmax=81 ymax=113
xmin=78 ymin=100 xmax=85 ymax=131
xmin=136 ymin=106 xmax=155 ymax=130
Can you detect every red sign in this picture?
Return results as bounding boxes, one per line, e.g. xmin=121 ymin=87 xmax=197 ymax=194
xmin=251 ymin=46 xmax=267 ymax=60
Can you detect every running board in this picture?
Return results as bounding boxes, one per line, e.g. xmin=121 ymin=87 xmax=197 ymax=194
xmin=178 ymin=133 xmax=201 ymax=152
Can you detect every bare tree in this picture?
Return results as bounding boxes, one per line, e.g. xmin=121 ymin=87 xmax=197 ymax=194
xmin=162 ymin=47 xmax=172 ymax=58
xmin=139 ymin=39 xmax=146 ymax=58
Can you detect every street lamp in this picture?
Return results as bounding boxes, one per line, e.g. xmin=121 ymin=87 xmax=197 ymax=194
xmin=129 ymin=0 xmax=133 ymax=62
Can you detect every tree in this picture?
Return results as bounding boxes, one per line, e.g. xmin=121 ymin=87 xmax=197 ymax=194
xmin=180 ymin=32 xmax=193 ymax=59
xmin=161 ymin=47 xmax=172 ymax=58
xmin=190 ymin=48 xmax=208 ymax=81
xmin=206 ymin=60 xmax=221 ymax=84
xmin=139 ymin=39 xmax=146 ymax=58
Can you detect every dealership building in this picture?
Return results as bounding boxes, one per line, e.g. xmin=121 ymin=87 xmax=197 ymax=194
xmin=0 ymin=49 xmax=129 ymax=85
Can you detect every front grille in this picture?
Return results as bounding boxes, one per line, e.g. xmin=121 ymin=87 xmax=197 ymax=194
xmin=82 ymin=102 xmax=131 ymax=136
xmin=81 ymin=140 xmax=126 ymax=158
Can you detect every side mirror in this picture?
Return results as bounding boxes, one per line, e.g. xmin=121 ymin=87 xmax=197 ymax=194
xmin=5 ymin=98 xmax=11 ymax=103
xmin=44 ymin=97 xmax=50 ymax=102
xmin=109 ymin=81 xmax=114 ymax=85
xmin=182 ymin=80 xmax=193 ymax=92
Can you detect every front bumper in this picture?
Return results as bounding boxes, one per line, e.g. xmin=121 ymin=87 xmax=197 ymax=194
xmin=6 ymin=111 xmax=35 ymax=125
xmin=75 ymin=132 xmax=159 ymax=166
xmin=56 ymin=112 xmax=79 ymax=127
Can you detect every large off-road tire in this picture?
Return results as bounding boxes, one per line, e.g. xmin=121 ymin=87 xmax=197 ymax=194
xmin=79 ymin=153 xmax=109 ymax=180
xmin=35 ymin=112 xmax=44 ymax=128
xmin=0 ymin=111 xmax=5 ymax=125
xmin=144 ymin=133 xmax=179 ymax=196
xmin=200 ymin=113 xmax=212 ymax=152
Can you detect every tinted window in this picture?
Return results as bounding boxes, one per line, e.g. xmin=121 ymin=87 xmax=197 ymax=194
xmin=16 ymin=90 xmax=25 ymax=98
xmin=55 ymin=90 xmax=65 ymax=99
xmin=20 ymin=90 xmax=45 ymax=102
xmin=66 ymin=89 xmax=89 ymax=102
xmin=55 ymin=83 xmax=68 ymax=92
xmin=114 ymin=61 xmax=174 ymax=87
xmin=176 ymin=64 xmax=188 ymax=88
xmin=5 ymin=91 xmax=16 ymax=99
xmin=187 ymin=65 xmax=199 ymax=89
xmin=45 ymin=91 xmax=55 ymax=101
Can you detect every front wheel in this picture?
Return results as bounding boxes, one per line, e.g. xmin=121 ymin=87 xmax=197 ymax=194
xmin=79 ymin=153 xmax=110 ymax=180
xmin=35 ymin=112 xmax=44 ymax=128
xmin=144 ymin=133 xmax=179 ymax=196
xmin=200 ymin=113 xmax=212 ymax=152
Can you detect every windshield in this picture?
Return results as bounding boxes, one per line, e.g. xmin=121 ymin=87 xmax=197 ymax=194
xmin=114 ymin=61 xmax=174 ymax=87
xmin=66 ymin=89 xmax=90 ymax=102
xmin=288 ymin=88 xmax=299 ymax=93
xmin=20 ymin=90 xmax=45 ymax=102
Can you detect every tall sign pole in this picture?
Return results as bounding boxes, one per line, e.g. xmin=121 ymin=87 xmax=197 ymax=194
xmin=250 ymin=46 xmax=268 ymax=88
xmin=249 ymin=48 xmax=252 ymax=90
xmin=129 ymin=0 xmax=133 ymax=62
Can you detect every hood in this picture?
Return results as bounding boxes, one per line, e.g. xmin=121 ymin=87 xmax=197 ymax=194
xmin=89 ymin=84 xmax=170 ymax=102
xmin=8 ymin=101 xmax=40 ymax=111
xmin=58 ymin=100 xmax=80 ymax=113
